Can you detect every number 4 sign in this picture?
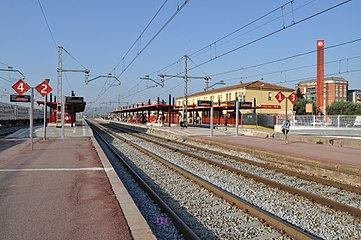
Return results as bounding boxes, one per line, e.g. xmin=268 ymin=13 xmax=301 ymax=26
xmin=36 ymin=81 xmax=53 ymax=97
xmin=12 ymin=79 xmax=30 ymax=95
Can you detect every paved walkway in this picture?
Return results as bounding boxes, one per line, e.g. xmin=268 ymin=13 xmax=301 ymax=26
xmin=0 ymin=122 xmax=155 ymax=240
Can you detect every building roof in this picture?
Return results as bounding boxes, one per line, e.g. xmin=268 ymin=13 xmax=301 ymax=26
xmin=181 ymin=80 xmax=294 ymax=99
xmin=297 ymin=76 xmax=348 ymax=86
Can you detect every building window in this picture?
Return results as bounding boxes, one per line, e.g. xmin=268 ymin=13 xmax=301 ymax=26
xmin=268 ymin=92 xmax=272 ymax=101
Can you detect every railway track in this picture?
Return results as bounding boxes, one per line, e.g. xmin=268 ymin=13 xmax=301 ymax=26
xmin=98 ymin=120 xmax=361 ymax=239
xmin=106 ymin=122 xmax=361 ymax=212
xmin=88 ymin=120 xmax=322 ymax=239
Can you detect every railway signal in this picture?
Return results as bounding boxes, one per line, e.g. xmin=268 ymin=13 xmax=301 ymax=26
xmin=12 ymin=79 xmax=30 ymax=95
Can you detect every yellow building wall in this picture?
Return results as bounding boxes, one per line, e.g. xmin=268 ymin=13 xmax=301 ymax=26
xmin=181 ymin=88 xmax=294 ymax=115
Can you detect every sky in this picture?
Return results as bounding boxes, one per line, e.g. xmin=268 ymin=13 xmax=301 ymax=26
xmin=1 ymin=0 xmax=360 ymax=114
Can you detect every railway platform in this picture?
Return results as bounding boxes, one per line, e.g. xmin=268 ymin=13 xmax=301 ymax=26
xmin=0 ymin=121 xmax=155 ymax=240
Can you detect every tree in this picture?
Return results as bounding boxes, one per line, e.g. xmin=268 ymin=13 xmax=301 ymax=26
xmin=296 ymin=88 xmax=304 ymax=99
xmin=293 ymin=98 xmax=307 ymax=115
xmin=326 ymin=101 xmax=361 ymax=115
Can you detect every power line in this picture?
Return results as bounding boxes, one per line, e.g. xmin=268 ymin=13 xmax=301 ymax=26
xmin=187 ymin=0 xmax=352 ymax=73
xmin=217 ymin=55 xmax=361 ymax=83
xmin=210 ymin=38 xmax=361 ymax=78
xmin=151 ymin=0 xmax=351 ymax=79
xmin=112 ymin=0 xmax=169 ymax=72
xmin=62 ymin=47 xmax=88 ymax=70
xmin=0 ymin=61 xmax=11 ymax=68
xmin=151 ymin=0 xmax=316 ymax=77
xmin=275 ymin=68 xmax=361 ymax=85
xmin=93 ymin=1 xmax=190 ymax=104
xmin=37 ymin=0 xmax=58 ymax=50
xmin=115 ymin=0 xmax=190 ymax=79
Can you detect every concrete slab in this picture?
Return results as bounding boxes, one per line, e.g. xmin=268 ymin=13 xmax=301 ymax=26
xmin=0 ymin=137 xmax=134 ymax=240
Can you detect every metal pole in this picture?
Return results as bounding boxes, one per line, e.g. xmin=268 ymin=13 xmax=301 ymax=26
xmin=30 ymin=88 xmax=34 ymax=150
xmin=210 ymin=102 xmax=214 ymax=137
xmin=168 ymin=94 xmax=171 ymax=127
xmin=184 ymin=55 xmax=188 ymax=127
xmin=235 ymin=100 xmax=239 ymax=136
xmin=61 ymin=96 xmax=65 ymax=138
xmin=285 ymin=99 xmax=288 ymax=144
xmin=43 ymin=95 xmax=47 ymax=140
xmin=57 ymin=46 xmax=63 ymax=130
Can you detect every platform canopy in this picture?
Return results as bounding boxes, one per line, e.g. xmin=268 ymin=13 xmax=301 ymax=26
xmin=36 ymin=101 xmax=86 ymax=112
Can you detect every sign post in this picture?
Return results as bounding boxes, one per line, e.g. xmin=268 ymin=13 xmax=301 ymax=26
xmin=12 ymin=80 xmax=32 ymax=150
xmin=276 ymin=91 xmax=298 ymax=144
xmin=30 ymin=88 xmax=34 ymax=150
xmin=36 ymin=80 xmax=53 ymax=140
xmin=197 ymin=100 xmax=214 ymax=136
xmin=11 ymin=79 xmax=53 ymax=150
xmin=235 ymin=100 xmax=239 ymax=136
xmin=210 ymin=102 xmax=214 ymax=137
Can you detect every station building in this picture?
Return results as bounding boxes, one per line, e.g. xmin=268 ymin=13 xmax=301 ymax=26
xmin=176 ymin=80 xmax=294 ymax=116
xmin=111 ymin=80 xmax=295 ymax=127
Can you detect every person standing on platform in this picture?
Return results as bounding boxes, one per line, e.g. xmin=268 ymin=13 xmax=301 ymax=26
xmin=224 ymin=115 xmax=228 ymax=131
xmin=179 ymin=114 xmax=184 ymax=128
xmin=281 ymin=119 xmax=291 ymax=144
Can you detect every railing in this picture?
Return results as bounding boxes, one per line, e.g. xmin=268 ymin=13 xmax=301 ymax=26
xmin=276 ymin=115 xmax=361 ymax=128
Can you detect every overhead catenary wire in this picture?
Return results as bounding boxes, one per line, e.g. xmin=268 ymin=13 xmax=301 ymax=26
xmin=37 ymin=0 xmax=58 ymax=50
xmin=185 ymin=0 xmax=353 ymax=74
xmin=115 ymin=0 xmax=190 ymax=79
xmin=111 ymin=0 xmax=169 ymax=73
xmin=209 ymin=38 xmax=361 ymax=78
xmin=149 ymin=0 xmax=352 ymax=81
xmin=92 ymin=1 xmax=190 ymax=104
xmin=62 ymin=47 xmax=88 ymax=70
xmin=217 ymin=54 xmax=361 ymax=83
xmin=117 ymin=37 xmax=360 ymax=105
xmin=150 ymin=0 xmax=318 ymax=77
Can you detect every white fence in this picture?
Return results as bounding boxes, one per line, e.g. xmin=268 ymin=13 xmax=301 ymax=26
xmin=276 ymin=115 xmax=361 ymax=128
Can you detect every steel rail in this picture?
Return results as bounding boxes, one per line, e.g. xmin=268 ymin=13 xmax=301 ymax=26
xmin=87 ymin=120 xmax=201 ymax=240
xmin=106 ymin=122 xmax=361 ymax=218
xmin=96 ymin=121 xmax=320 ymax=240
xmin=125 ymin=122 xmax=361 ymax=195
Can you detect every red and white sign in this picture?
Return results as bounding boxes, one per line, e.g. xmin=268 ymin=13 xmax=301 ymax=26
xmin=317 ymin=40 xmax=324 ymax=48
xmin=275 ymin=91 xmax=285 ymax=103
xmin=12 ymin=79 xmax=30 ymax=95
xmin=36 ymin=81 xmax=53 ymax=97
xmin=258 ymin=104 xmax=281 ymax=109
xmin=288 ymin=92 xmax=298 ymax=104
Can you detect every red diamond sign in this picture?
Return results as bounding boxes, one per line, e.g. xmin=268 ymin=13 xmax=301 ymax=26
xmin=288 ymin=92 xmax=298 ymax=104
xmin=12 ymin=79 xmax=30 ymax=95
xmin=36 ymin=81 xmax=53 ymax=97
xmin=275 ymin=91 xmax=285 ymax=103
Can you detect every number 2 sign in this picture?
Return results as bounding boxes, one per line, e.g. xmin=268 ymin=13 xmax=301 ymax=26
xmin=36 ymin=81 xmax=53 ymax=97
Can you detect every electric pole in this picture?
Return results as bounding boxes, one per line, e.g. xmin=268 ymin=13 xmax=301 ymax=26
xmin=159 ymin=55 xmax=210 ymax=127
xmin=57 ymin=46 xmax=90 ymax=138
